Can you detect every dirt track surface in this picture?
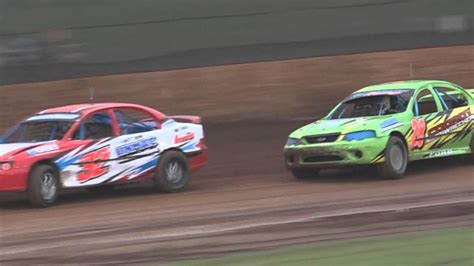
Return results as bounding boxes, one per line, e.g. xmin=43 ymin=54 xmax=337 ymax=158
xmin=0 ymin=121 xmax=473 ymax=264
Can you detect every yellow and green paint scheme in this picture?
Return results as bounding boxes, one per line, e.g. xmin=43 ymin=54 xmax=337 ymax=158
xmin=284 ymin=80 xmax=473 ymax=170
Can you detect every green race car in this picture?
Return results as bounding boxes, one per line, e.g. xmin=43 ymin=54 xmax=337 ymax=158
xmin=284 ymin=80 xmax=474 ymax=179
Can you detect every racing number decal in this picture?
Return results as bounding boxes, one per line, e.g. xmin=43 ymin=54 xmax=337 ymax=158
xmin=411 ymin=118 xmax=426 ymax=149
xmin=78 ymin=146 xmax=111 ymax=183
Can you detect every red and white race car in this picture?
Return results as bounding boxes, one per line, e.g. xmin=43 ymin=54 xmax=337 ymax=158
xmin=0 ymin=103 xmax=208 ymax=207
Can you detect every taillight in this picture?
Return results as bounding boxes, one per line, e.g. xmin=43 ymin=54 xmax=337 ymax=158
xmin=197 ymin=139 xmax=206 ymax=149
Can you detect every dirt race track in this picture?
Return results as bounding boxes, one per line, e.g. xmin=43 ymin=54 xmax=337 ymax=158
xmin=0 ymin=46 xmax=474 ymax=264
xmin=0 ymin=121 xmax=473 ymax=264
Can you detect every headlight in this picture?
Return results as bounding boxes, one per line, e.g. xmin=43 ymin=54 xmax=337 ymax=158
xmin=286 ymin=137 xmax=302 ymax=146
xmin=0 ymin=161 xmax=13 ymax=171
xmin=344 ymin=130 xmax=376 ymax=141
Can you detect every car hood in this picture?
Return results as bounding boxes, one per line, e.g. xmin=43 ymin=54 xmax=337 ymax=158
xmin=0 ymin=142 xmax=59 ymax=160
xmin=290 ymin=117 xmax=382 ymax=138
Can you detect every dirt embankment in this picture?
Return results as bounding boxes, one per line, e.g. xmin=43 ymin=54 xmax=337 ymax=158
xmin=1 ymin=45 xmax=473 ymax=131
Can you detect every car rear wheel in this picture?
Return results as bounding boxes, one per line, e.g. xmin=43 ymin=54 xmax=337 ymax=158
xmin=154 ymin=150 xmax=189 ymax=192
xmin=28 ymin=165 xmax=60 ymax=208
xmin=377 ymin=136 xmax=408 ymax=179
xmin=291 ymin=168 xmax=320 ymax=180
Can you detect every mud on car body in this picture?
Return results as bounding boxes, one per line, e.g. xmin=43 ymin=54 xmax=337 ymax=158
xmin=284 ymin=80 xmax=473 ymax=179
xmin=0 ymin=103 xmax=208 ymax=207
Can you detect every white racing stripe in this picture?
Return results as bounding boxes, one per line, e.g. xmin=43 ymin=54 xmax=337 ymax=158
xmin=0 ymin=143 xmax=41 ymax=156
xmin=1 ymin=197 xmax=473 ymax=257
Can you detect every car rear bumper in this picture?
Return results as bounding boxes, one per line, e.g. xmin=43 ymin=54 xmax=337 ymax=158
xmin=284 ymin=138 xmax=387 ymax=169
xmin=187 ymin=145 xmax=208 ymax=173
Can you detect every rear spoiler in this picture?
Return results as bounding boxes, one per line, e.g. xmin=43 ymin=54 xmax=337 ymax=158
xmin=166 ymin=115 xmax=202 ymax=124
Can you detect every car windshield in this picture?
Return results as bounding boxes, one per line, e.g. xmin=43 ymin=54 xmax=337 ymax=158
xmin=1 ymin=116 xmax=76 ymax=143
xmin=329 ymin=89 xmax=414 ymax=119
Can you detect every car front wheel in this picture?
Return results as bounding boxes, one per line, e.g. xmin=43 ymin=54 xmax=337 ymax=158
xmin=377 ymin=136 xmax=408 ymax=179
xmin=28 ymin=165 xmax=60 ymax=208
xmin=469 ymin=134 xmax=474 ymax=163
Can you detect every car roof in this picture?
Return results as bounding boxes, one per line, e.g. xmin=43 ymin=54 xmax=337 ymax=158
xmin=38 ymin=103 xmax=164 ymax=117
xmin=356 ymin=80 xmax=452 ymax=92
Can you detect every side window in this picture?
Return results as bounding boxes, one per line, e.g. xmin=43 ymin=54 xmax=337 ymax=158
xmin=414 ymin=89 xmax=438 ymax=116
xmin=433 ymin=87 xmax=469 ymax=110
xmin=73 ymin=112 xmax=114 ymax=140
xmin=114 ymin=108 xmax=158 ymax=135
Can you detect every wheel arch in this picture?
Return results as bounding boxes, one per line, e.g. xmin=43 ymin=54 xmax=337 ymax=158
xmin=160 ymin=147 xmax=186 ymax=156
xmin=389 ymin=130 xmax=410 ymax=160
xmin=157 ymin=148 xmax=189 ymax=167
xmin=28 ymin=159 xmax=60 ymax=186
xmin=162 ymin=147 xmax=183 ymax=152
xmin=160 ymin=147 xmax=188 ymax=159
xmin=389 ymin=131 xmax=408 ymax=149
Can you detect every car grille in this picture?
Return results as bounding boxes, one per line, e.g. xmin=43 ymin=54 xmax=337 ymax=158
xmin=304 ymin=133 xmax=340 ymax=144
xmin=304 ymin=155 xmax=343 ymax=162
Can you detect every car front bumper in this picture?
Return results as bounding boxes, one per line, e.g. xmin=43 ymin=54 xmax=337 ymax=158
xmin=284 ymin=137 xmax=387 ymax=169
xmin=0 ymin=168 xmax=29 ymax=192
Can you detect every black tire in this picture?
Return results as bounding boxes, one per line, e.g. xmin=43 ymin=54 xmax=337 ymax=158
xmin=154 ymin=150 xmax=189 ymax=193
xmin=28 ymin=165 xmax=60 ymax=208
xmin=291 ymin=168 xmax=320 ymax=180
xmin=469 ymin=133 xmax=474 ymax=163
xmin=377 ymin=136 xmax=408 ymax=179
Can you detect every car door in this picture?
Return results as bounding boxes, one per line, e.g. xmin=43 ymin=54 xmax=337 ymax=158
xmin=106 ymin=108 xmax=163 ymax=183
xmin=58 ymin=110 xmax=117 ymax=187
xmin=430 ymin=84 xmax=473 ymax=153
xmin=408 ymin=88 xmax=445 ymax=158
